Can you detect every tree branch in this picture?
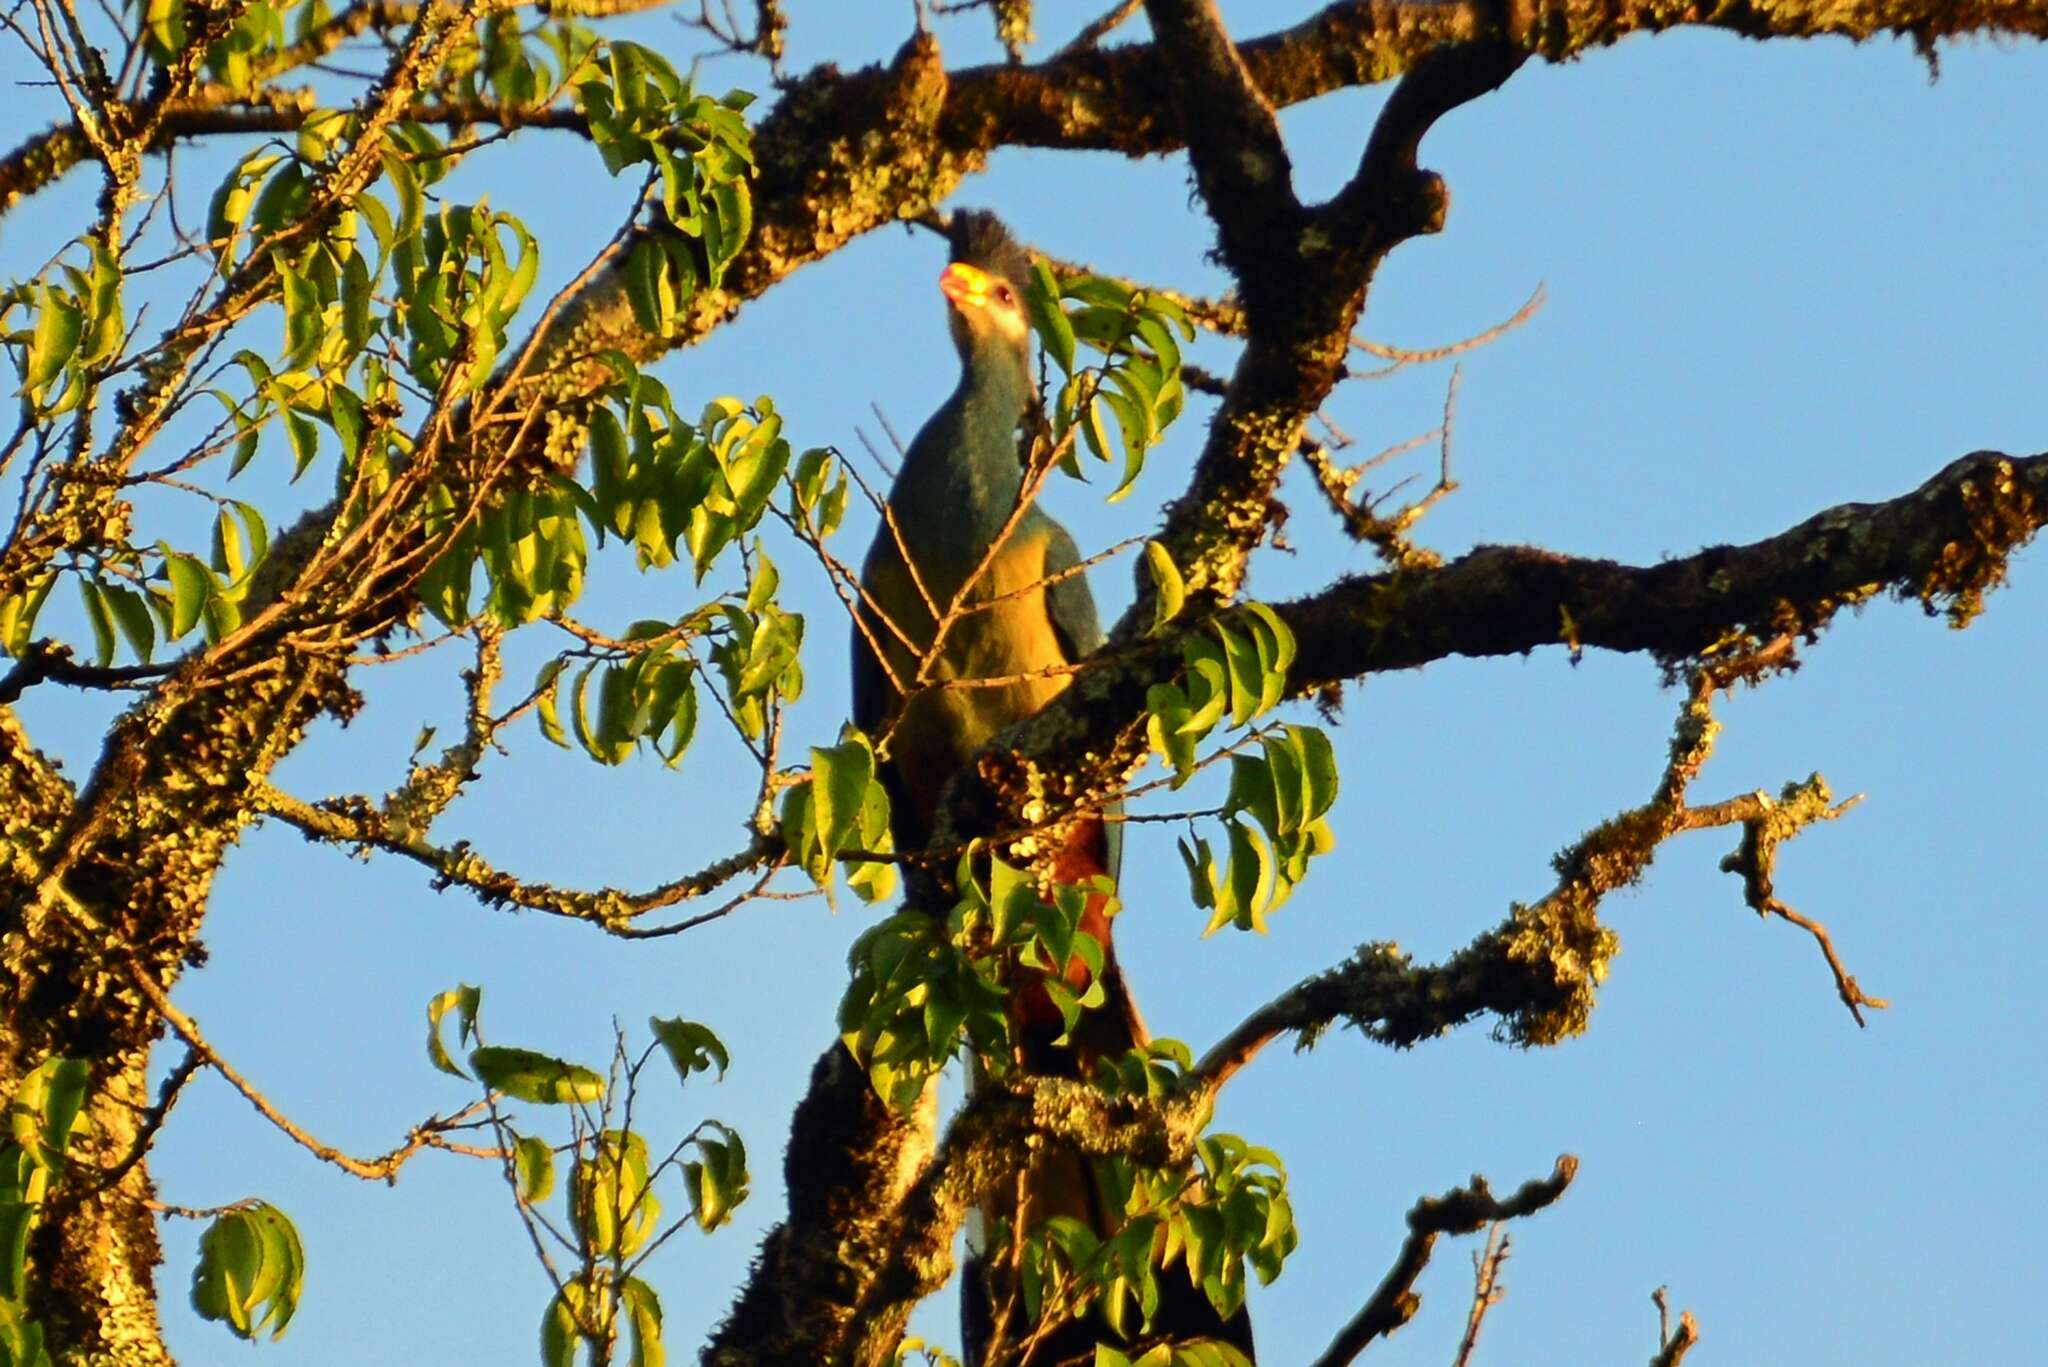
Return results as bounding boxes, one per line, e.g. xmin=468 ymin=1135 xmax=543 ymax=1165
xmin=1284 ymin=450 xmax=2047 ymax=686
xmin=122 ymin=953 xmax=489 ymax=1183
xmin=1141 ymin=0 xmax=1304 ymax=297
xmin=1309 ymin=1156 xmax=1578 ymax=1367
xmin=252 ymin=782 xmax=783 ymax=932
xmin=1650 ymin=1287 xmax=1701 ymax=1366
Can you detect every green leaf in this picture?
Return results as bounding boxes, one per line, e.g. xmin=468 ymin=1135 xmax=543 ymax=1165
xmin=77 ymin=579 xmax=116 ymax=667
xmin=540 ymin=1284 xmax=584 ymax=1367
xmin=10 ymin=1058 xmax=89 ymax=1172
xmin=469 ymin=1046 xmax=604 ymax=1104
xmin=534 ymin=657 xmax=569 ymax=748
xmin=1213 ymin=623 xmax=1260 ymax=728
xmin=685 ymin=1125 xmax=749 ymax=1231
xmin=328 ymin=383 xmax=365 ymax=466
xmin=425 ymin=985 xmax=481 ymax=1078
xmin=1223 ymin=819 xmax=1273 ymax=933
xmin=1239 ymin=601 xmax=1293 ymax=715
xmin=1292 ymin=724 xmax=1338 ymax=821
xmin=190 ymin=1202 xmax=302 ymax=1341
xmin=513 ymin=1134 xmax=555 ymax=1203
xmin=569 ymin=1129 xmax=658 ymax=1257
xmin=1143 ymin=541 xmax=1184 ymax=637
xmin=1 ymin=573 xmax=56 ymax=656
xmin=810 ymin=735 xmax=874 ymax=867
xmin=1145 ymin=683 xmax=1197 ymax=777
xmin=650 ymin=1016 xmax=729 ymax=1084
xmin=79 ymin=237 xmax=124 ymax=367
xmin=0 ymin=1201 xmax=35 ymax=1303
xmin=622 ymin=1276 xmax=665 ymax=1367
xmin=161 ymin=550 xmax=210 ymax=640
xmin=231 ymin=501 xmax=270 ymax=574
xmin=102 ymin=583 xmax=156 ymax=664
xmin=1025 ymin=261 xmax=1077 ymax=376
xmin=1264 ymin=732 xmax=1306 ymax=841
xmin=22 ymin=285 xmax=82 ymax=402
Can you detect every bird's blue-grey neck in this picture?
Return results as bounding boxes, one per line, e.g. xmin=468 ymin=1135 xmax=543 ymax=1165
xmin=890 ymin=325 xmax=1034 ymax=560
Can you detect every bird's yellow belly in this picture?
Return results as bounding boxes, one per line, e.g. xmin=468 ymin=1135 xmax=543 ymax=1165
xmin=869 ymin=530 xmax=1072 ymax=827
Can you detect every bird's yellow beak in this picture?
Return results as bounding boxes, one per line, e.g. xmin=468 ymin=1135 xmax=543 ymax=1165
xmin=939 ymin=262 xmax=994 ymax=310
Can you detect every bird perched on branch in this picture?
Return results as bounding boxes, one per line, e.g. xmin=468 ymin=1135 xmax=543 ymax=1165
xmin=851 ymin=210 xmax=1255 ymax=1366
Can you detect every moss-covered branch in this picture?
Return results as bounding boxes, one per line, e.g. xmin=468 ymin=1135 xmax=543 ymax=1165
xmin=1284 ymin=450 xmax=2046 ymax=684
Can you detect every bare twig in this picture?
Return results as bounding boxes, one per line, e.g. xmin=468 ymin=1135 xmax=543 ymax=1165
xmin=1650 ymin=1287 xmax=1701 ymax=1367
xmin=1452 ymin=1225 xmax=1511 ymax=1367
xmin=1056 ymin=0 xmax=1141 ymax=56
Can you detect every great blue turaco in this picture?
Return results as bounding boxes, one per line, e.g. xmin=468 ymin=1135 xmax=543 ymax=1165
xmin=852 ymin=211 xmax=1256 ymax=1366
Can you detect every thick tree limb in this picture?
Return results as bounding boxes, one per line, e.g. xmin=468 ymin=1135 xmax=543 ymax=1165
xmin=1141 ymin=0 xmax=1305 ymax=297
xmin=1284 ymin=450 xmax=2045 ymax=683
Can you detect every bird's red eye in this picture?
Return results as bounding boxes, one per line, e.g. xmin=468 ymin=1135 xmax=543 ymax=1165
xmin=995 ymin=285 xmax=1014 ymax=305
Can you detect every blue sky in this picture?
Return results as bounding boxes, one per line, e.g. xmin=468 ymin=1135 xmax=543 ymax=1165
xmin=5 ymin=2 xmax=2045 ymax=1363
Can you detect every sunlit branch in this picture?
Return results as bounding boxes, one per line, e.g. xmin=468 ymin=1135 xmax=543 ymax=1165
xmin=252 ymin=781 xmax=785 ymax=931
xmin=1650 ymin=1287 xmax=1701 ymax=1367
xmin=123 ymin=961 xmax=492 ymax=1182
xmin=1192 ymin=664 xmax=1874 ymax=1091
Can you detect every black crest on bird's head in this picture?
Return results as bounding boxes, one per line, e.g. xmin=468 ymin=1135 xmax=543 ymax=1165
xmin=947 ymin=210 xmax=1032 ymax=291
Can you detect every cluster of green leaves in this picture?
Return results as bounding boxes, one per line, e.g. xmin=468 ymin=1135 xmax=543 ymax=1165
xmin=839 ymin=851 xmax=1111 ymax=1112
xmin=1 ymin=238 xmax=122 ymax=415
xmin=132 ymin=0 xmax=361 ymax=93
xmin=588 ymin=389 xmax=792 ymax=580
xmin=0 ymin=1059 xmax=88 ymax=1367
xmin=1180 ymin=725 xmax=1338 ymax=935
xmin=1092 ymin=1344 xmax=1252 ymax=1367
xmin=583 ymin=43 xmax=755 ymax=330
xmin=447 ymin=11 xmax=603 ymax=111
xmin=779 ymin=727 xmax=896 ymax=905
xmin=424 ymin=477 xmax=589 ymax=628
xmin=521 ymin=548 xmax=806 ymax=781
xmin=189 ymin=1202 xmax=305 ymax=1342
xmin=1006 ymin=1047 xmax=1293 ymax=1360
xmin=1142 ymin=602 xmax=1295 ymax=778
xmin=0 ymin=498 xmax=268 ymax=667
xmin=388 ymin=196 xmax=540 ymax=393
xmin=425 ymin=989 xmax=746 ymax=1367
xmin=1023 ymin=267 xmax=1194 ymax=502
xmin=1133 ymin=601 xmax=1338 ymax=931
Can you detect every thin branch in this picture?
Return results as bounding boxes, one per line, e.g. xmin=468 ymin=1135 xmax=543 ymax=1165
xmin=123 ymin=963 xmax=489 ymax=1183
xmin=1309 ymin=1158 xmax=1578 ymax=1367
xmin=252 ymin=783 xmax=784 ymax=932
xmin=1452 ymin=1225 xmax=1510 ymax=1367
xmin=85 ymin=1045 xmax=202 ymax=1196
xmin=1719 ymin=789 xmax=1885 ymax=1025
xmin=0 ymin=639 xmax=174 ymax=704
xmin=1056 ymin=0 xmax=1141 ymax=57
xmin=1650 ymin=1288 xmax=1701 ymax=1367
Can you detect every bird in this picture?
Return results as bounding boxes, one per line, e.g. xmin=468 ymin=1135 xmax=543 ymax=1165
xmin=851 ymin=210 xmax=1255 ymax=1367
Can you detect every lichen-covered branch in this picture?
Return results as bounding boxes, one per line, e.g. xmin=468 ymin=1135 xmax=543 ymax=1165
xmin=1284 ymin=450 xmax=2046 ymax=685
xmin=1191 ymin=665 xmax=1872 ymax=1085
xmin=253 ymin=782 xmax=783 ymax=931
